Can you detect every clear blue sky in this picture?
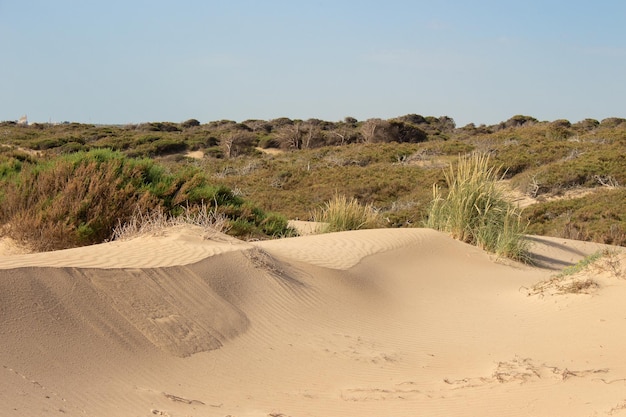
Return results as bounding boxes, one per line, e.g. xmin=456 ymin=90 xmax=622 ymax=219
xmin=1 ymin=0 xmax=625 ymax=126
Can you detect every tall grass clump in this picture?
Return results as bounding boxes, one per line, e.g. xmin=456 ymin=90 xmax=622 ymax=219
xmin=426 ymin=153 xmax=530 ymax=262
xmin=312 ymin=194 xmax=382 ymax=233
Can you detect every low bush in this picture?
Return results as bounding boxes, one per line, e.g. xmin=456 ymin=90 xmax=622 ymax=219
xmin=133 ymin=138 xmax=188 ymax=157
xmin=259 ymin=212 xmax=293 ymax=237
xmin=524 ymin=188 xmax=626 ymax=245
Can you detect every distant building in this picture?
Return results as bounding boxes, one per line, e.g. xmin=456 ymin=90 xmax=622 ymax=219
xmin=17 ymin=115 xmax=28 ymax=126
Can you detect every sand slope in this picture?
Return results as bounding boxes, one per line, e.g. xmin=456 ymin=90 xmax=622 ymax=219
xmin=1 ymin=226 xmax=625 ymax=417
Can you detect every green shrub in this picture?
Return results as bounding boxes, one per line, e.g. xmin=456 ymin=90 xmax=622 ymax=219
xmin=181 ymin=119 xmax=201 ymax=128
xmin=227 ymin=218 xmax=257 ymax=237
xmin=31 ymin=137 xmax=68 ymax=150
xmin=130 ymin=138 xmax=188 ymax=157
xmin=425 ymin=153 xmax=530 ymax=261
xmin=58 ymin=141 xmax=87 ymax=153
xmin=259 ymin=212 xmax=296 ymax=237
xmin=0 ymin=156 xmax=24 ymax=179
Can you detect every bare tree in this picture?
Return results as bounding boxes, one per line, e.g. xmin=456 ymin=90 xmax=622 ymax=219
xmin=328 ymin=123 xmax=358 ymax=146
xmin=222 ymin=132 xmax=256 ymax=158
xmin=302 ymin=121 xmax=322 ymax=149
xmin=360 ymin=118 xmax=390 ymax=143
xmin=276 ymin=123 xmax=304 ymax=149
xmin=329 ymin=130 xmax=348 ymax=146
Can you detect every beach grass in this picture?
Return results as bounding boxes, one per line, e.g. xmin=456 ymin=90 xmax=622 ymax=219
xmin=312 ymin=194 xmax=382 ymax=233
xmin=426 ymin=153 xmax=530 ymax=262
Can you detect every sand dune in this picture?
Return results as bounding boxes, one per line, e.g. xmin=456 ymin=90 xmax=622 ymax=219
xmin=1 ymin=226 xmax=625 ymax=417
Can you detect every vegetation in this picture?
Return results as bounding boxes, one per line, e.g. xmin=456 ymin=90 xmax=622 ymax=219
xmin=1 ymin=113 xmax=626 ymax=251
xmin=425 ymin=153 xmax=530 ymax=261
xmin=523 ymin=188 xmax=626 ymax=245
xmin=557 ymin=250 xmax=604 ymax=277
xmin=529 ymin=248 xmax=623 ymax=296
xmin=110 ymin=203 xmax=229 ymax=241
xmin=312 ymin=194 xmax=382 ymax=233
xmin=0 ymin=149 xmax=293 ymax=251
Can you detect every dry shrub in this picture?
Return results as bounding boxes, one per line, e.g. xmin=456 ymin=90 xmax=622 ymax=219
xmin=592 ymin=248 xmax=625 ymax=278
xmin=1 ymin=154 xmax=157 ymax=251
xmin=562 ymin=279 xmax=599 ymax=293
xmin=111 ymin=203 xmax=230 ymax=241
xmin=528 ymin=275 xmax=599 ymax=296
xmin=0 ymin=149 xmax=294 ymax=250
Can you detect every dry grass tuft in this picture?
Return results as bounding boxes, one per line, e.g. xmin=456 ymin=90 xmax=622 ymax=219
xmin=561 ymin=278 xmax=599 ymax=293
xmin=111 ymin=203 xmax=230 ymax=241
xmin=311 ymin=194 xmax=382 ymax=233
xmin=529 ymin=275 xmax=600 ymax=296
xmin=528 ymin=249 xmax=624 ymax=296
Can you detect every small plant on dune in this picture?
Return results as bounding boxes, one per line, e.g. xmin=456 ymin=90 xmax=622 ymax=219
xmin=558 ymin=248 xmax=624 ymax=279
xmin=529 ymin=249 xmax=624 ymax=296
xmin=557 ymin=250 xmax=604 ymax=277
xmin=600 ymin=249 xmax=624 ymax=277
xmin=312 ymin=194 xmax=382 ymax=233
xmin=426 ymin=153 xmax=530 ymax=262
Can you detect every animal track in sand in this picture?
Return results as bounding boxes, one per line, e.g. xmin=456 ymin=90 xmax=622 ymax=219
xmin=341 ymin=386 xmax=428 ymax=401
xmin=322 ymin=333 xmax=401 ymax=365
xmin=2 ymin=364 xmax=89 ymax=414
xmin=162 ymin=391 xmax=206 ymax=405
xmin=443 ymin=356 xmax=609 ymax=389
xmin=341 ymin=357 xmax=612 ymax=403
xmin=604 ymin=399 xmax=626 ymax=415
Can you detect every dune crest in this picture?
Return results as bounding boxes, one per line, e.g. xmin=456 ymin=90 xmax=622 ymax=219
xmin=0 ymin=225 xmax=252 ymax=269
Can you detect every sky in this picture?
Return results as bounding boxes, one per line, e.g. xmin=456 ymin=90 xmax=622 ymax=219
xmin=1 ymin=1 xmax=625 ymax=126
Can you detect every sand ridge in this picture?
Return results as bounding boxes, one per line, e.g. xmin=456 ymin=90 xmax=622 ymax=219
xmin=0 ymin=225 xmax=252 ymax=269
xmin=1 ymin=225 xmax=625 ymax=416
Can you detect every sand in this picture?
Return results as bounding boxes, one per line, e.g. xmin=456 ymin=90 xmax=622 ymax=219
xmin=1 ymin=225 xmax=625 ymax=417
